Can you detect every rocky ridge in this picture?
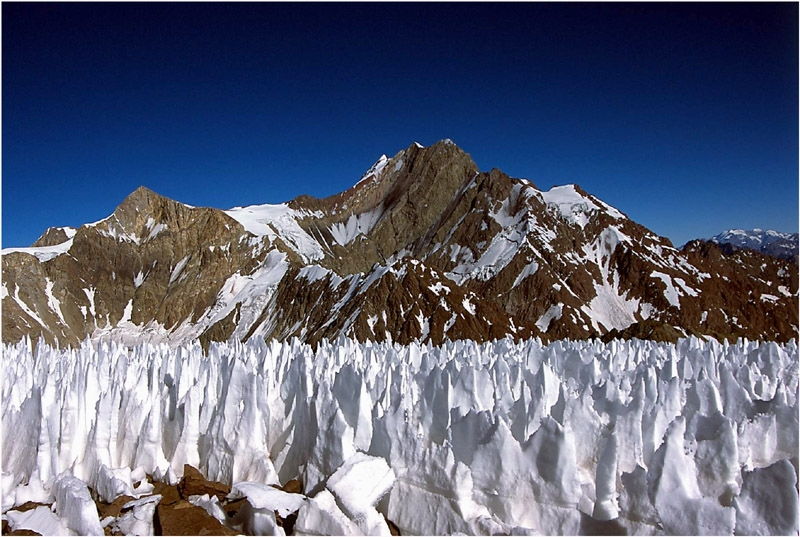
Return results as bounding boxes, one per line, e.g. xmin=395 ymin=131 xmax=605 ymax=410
xmin=2 ymin=140 xmax=797 ymax=347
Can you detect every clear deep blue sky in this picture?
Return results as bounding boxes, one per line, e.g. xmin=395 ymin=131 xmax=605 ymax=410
xmin=3 ymin=2 xmax=797 ymax=247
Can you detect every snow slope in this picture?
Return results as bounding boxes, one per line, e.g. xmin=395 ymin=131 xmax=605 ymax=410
xmin=540 ymin=184 xmax=624 ymax=228
xmin=1 ymin=239 xmax=74 ymax=262
xmin=224 ymin=204 xmax=325 ymax=262
xmin=2 ymin=337 xmax=797 ymax=535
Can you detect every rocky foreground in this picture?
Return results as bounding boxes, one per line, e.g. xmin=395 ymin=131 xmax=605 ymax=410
xmin=3 ymin=463 xmax=397 ymax=536
xmin=3 ymin=337 xmax=798 ymax=535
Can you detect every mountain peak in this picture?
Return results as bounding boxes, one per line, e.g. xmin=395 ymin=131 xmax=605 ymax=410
xmin=92 ymin=185 xmax=204 ymax=244
xmin=112 ymin=185 xmax=174 ymax=216
xmin=400 ymin=138 xmax=470 ymax=160
xmin=421 ymin=137 xmax=465 ymax=152
xmin=32 ymin=226 xmax=77 ymax=247
xmin=342 ymin=141 xmax=478 ymax=198
xmin=132 ymin=184 xmax=157 ymax=195
xmin=405 ymin=138 xmax=457 ymax=150
xmin=405 ymin=139 xmax=477 ymax=175
xmin=708 ymin=228 xmax=798 ymax=261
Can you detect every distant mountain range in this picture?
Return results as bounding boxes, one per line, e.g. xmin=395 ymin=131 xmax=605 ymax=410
xmin=2 ymin=140 xmax=797 ymax=347
xmin=703 ymin=229 xmax=798 ymax=262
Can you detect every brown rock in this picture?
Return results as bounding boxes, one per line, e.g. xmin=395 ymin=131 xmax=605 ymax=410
xmin=178 ymin=465 xmax=230 ymax=501
xmin=32 ymin=227 xmax=72 ymax=248
xmin=222 ymin=498 xmax=248 ymax=520
xmin=601 ymin=320 xmax=686 ymax=344
xmin=280 ymin=479 xmax=303 ymax=495
xmin=7 ymin=502 xmax=50 ymax=513
xmin=156 ymin=500 xmax=238 ymax=536
xmin=152 ymin=480 xmax=182 ymax=506
xmin=95 ymin=494 xmax=136 ymax=519
xmin=5 ymin=530 xmax=43 ymax=536
xmin=578 ymin=512 xmax=628 ymax=535
xmin=276 ymin=511 xmax=298 ymax=535
xmin=386 ymin=516 xmax=401 ymax=536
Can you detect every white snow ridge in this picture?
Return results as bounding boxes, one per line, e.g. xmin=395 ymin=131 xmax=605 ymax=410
xmin=2 ymin=337 xmax=797 ymax=536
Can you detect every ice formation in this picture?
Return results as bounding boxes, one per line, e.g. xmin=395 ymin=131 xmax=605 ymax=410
xmin=2 ymin=336 xmax=798 ymax=535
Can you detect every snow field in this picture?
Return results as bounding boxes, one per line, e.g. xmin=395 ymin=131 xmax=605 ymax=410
xmin=2 ymin=336 xmax=798 ymax=535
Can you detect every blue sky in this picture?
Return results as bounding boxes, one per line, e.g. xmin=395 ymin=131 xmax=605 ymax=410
xmin=3 ymin=3 xmax=797 ymax=247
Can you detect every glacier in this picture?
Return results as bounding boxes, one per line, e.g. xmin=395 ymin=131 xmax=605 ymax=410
xmin=2 ymin=336 xmax=798 ymax=535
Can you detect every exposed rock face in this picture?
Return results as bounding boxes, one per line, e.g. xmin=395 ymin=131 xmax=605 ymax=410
xmin=156 ymin=500 xmax=238 ymax=536
xmin=2 ymin=140 xmax=797 ymax=346
xmin=178 ymin=465 xmax=230 ymax=501
xmin=32 ymin=226 xmax=75 ymax=247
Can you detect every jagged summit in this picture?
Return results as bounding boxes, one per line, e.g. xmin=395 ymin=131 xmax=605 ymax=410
xmin=32 ymin=226 xmax=76 ymax=248
xmin=106 ymin=140 xmax=474 ymax=222
xmin=126 ymin=184 xmax=162 ymax=200
xmin=2 ymin=142 xmax=797 ymax=347
xmin=112 ymin=185 xmax=172 ymax=224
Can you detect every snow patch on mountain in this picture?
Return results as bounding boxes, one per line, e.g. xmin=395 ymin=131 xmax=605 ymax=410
xmin=225 ymin=204 xmax=325 ymax=262
xmin=91 ymin=215 xmax=146 ymax=245
xmin=583 ymin=282 xmax=640 ymax=332
xmin=536 ymin=304 xmax=562 ymax=332
xmin=299 ymin=264 xmax=342 ymax=285
xmin=144 ymin=217 xmax=167 ymax=241
xmin=57 ymin=226 xmax=77 ymax=239
xmin=330 ymin=207 xmax=383 ymax=246
xmin=169 ymin=255 xmax=191 ymax=285
xmin=7 ymin=286 xmax=45 ymax=328
xmin=355 ymin=154 xmax=389 ymax=186
xmin=449 ymin=185 xmax=543 ymax=283
xmin=43 ymin=279 xmax=66 ymax=325
xmin=2 ymin=239 xmax=74 ymax=262
xmin=541 ymin=185 xmax=604 ymax=228
xmin=513 ymin=260 xmax=539 ymax=287
xmin=198 ymin=250 xmax=289 ymax=339
xmin=651 ymin=271 xmax=680 ymax=308
xmin=578 ymin=227 xmax=640 ymax=331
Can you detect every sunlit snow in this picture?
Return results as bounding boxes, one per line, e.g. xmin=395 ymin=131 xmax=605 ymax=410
xmin=224 ymin=204 xmax=325 ymax=262
xmin=2 ymin=336 xmax=797 ymax=535
xmin=329 ymin=208 xmax=383 ymax=246
xmin=2 ymin=239 xmax=74 ymax=263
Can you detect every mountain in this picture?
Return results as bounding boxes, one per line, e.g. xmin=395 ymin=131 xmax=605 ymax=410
xmin=2 ymin=140 xmax=797 ymax=347
xmin=705 ymin=229 xmax=799 ymax=262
